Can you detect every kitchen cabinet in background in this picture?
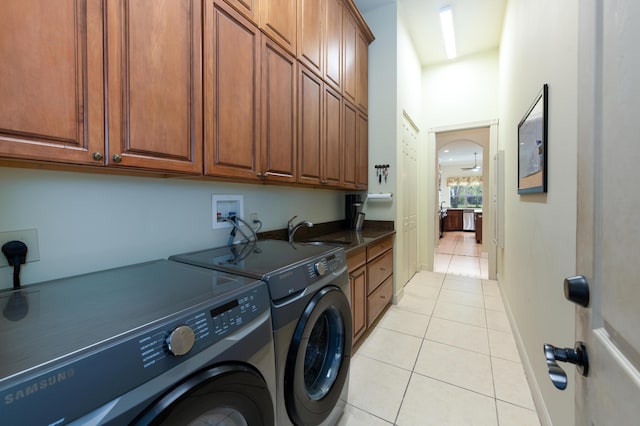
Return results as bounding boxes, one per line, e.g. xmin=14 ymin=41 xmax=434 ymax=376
xmin=475 ymin=212 xmax=483 ymax=243
xmin=444 ymin=209 xmax=463 ymax=231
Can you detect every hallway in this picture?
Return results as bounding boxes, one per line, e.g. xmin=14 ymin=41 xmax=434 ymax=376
xmin=340 ymin=271 xmax=539 ymax=425
xmin=434 ymin=231 xmax=488 ymax=279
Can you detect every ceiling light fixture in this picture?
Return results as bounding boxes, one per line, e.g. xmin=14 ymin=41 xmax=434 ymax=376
xmin=439 ymin=6 xmax=457 ymax=59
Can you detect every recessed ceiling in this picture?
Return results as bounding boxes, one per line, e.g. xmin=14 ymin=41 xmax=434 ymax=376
xmin=354 ymin=0 xmax=507 ymax=66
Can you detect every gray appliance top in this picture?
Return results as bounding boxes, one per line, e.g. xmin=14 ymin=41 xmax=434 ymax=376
xmin=170 ymin=239 xmax=342 ymax=281
xmin=0 ymin=259 xmax=262 ymax=381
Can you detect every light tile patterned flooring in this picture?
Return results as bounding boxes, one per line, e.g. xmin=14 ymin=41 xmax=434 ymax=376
xmin=434 ymin=231 xmax=489 ymax=279
xmin=340 ymin=252 xmax=540 ymax=425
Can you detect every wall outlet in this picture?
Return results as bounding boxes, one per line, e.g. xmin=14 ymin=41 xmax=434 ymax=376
xmin=0 ymin=229 xmax=40 ymax=268
xmin=249 ymin=212 xmax=259 ymax=223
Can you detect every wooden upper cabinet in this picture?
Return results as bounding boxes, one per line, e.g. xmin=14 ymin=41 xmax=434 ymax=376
xmin=356 ymin=111 xmax=368 ymax=189
xmin=261 ymin=0 xmax=297 ymax=54
xmin=342 ymin=8 xmax=357 ymax=104
xmin=297 ymin=0 xmax=324 ymax=77
xmin=261 ymin=37 xmax=297 ymax=183
xmin=297 ymin=66 xmax=323 ymax=185
xmin=342 ymin=101 xmax=357 ymax=188
xmin=324 ymin=86 xmax=342 ymax=186
xmin=105 ymin=0 xmax=202 ymax=173
xmin=355 ymin=30 xmax=369 ymax=114
xmin=223 ymin=0 xmax=259 ymax=24
xmin=0 ymin=0 xmax=103 ymax=165
xmin=204 ymin=1 xmax=261 ymax=180
xmin=324 ymin=0 xmax=343 ymax=91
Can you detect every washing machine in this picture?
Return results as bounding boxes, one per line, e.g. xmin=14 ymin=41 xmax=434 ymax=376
xmin=170 ymin=239 xmax=352 ymax=426
xmin=0 ymin=260 xmax=276 ymax=425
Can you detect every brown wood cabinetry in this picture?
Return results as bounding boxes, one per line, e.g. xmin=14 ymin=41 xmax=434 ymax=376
xmin=325 ymin=0 xmax=343 ymax=91
xmin=0 ymin=0 xmax=104 ymax=165
xmin=346 ymin=234 xmax=394 ymax=346
xmin=261 ymin=37 xmax=297 ymax=183
xmin=297 ymin=0 xmax=324 ymax=76
xmin=105 ymin=0 xmax=203 ymax=173
xmin=260 ymin=0 xmax=297 ymax=54
xmin=204 ymin=1 xmax=261 ymax=180
xmin=342 ymin=101 xmax=368 ymax=189
xmin=347 ymin=246 xmax=367 ymax=343
xmin=475 ymin=212 xmax=483 ymax=243
xmin=223 ymin=0 xmax=259 ymax=23
xmin=0 ymin=0 xmax=372 ymax=189
xmin=444 ymin=209 xmax=463 ymax=231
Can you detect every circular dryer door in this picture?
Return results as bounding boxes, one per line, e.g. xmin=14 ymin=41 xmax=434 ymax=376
xmin=134 ymin=364 xmax=274 ymax=426
xmin=284 ymin=286 xmax=353 ymax=425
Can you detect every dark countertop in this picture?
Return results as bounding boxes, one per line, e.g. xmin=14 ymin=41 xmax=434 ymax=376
xmin=304 ymin=228 xmax=396 ymax=254
xmin=257 ymin=220 xmax=395 ymax=255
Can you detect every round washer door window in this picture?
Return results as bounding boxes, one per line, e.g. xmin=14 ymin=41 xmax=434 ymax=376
xmin=285 ymin=286 xmax=353 ymax=425
xmin=134 ymin=364 xmax=274 ymax=426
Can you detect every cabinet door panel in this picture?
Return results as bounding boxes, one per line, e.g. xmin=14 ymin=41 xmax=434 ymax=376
xmin=356 ymin=31 xmax=369 ymax=113
xmin=350 ymin=265 xmax=367 ymax=342
xmin=106 ymin=0 xmax=202 ymax=173
xmin=297 ymin=0 xmax=324 ymax=76
xmin=261 ymin=38 xmax=297 ymax=182
xmin=356 ymin=112 xmax=368 ymax=189
xmin=342 ymin=8 xmax=356 ymax=104
xmin=223 ymin=0 xmax=259 ymax=23
xmin=297 ymin=66 xmax=323 ymax=185
xmin=324 ymin=86 xmax=342 ymax=186
xmin=204 ymin=1 xmax=260 ymax=179
xmin=0 ymin=0 xmax=103 ymax=164
xmin=261 ymin=0 xmax=296 ymax=54
xmin=342 ymin=101 xmax=357 ymax=188
xmin=325 ymin=0 xmax=342 ymax=90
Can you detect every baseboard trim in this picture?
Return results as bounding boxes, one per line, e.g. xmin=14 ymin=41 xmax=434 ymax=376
xmin=497 ymin=279 xmax=553 ymax=426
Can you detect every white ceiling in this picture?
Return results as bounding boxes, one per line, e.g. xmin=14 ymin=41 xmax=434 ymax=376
xmin=354 ymin=0 xmax=507 ymax=164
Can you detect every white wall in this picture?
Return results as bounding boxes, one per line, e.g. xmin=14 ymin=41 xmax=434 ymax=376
xmin=498 ymin=0 xmax=578 ymax=424
xmin=0 ymin=167 xmax=343 ymax=289
xmin=422 ymin=50 xmax=499 ymax=129
xmin=358 ymin=2 xmax=397 ymax=221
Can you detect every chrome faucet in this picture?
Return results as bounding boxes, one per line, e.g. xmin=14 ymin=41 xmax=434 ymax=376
xmin=288 ymin=215 xmax=313 ymax=243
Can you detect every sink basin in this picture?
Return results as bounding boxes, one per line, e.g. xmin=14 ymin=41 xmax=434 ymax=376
xmin=303 ymin=239 xmax=352 ymax=246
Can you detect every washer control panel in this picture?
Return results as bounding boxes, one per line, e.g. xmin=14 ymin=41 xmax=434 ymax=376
xmin=305 ymin=249 xmax=346 ymax=280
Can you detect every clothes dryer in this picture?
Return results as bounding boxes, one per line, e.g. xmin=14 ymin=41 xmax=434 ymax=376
xmin=171 ymin=240 xmax=352 ymax=426
xmin=0 ymin=260 xmax=276 ymax=425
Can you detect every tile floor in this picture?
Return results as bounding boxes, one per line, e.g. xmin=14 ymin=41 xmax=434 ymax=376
xmin=339 ymin=270 xmax=540 ymax=426
xmin=434 ymin=231 xmax=488 ymax=279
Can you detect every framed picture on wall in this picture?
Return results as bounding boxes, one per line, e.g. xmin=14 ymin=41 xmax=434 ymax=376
xmin=517 ymin=84 xmax=548 ymax=194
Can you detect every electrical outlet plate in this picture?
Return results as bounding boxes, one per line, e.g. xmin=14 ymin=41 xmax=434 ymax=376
xmin=0 ymin=229 xmax=40 ymax=267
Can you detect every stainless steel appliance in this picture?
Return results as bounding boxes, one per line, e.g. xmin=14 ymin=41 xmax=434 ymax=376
xmin=345 ymin=194 xmax=364 ymax=229
xmin=0 ymin=260 xmax=276 ymax=425
xmin=463 ymin=209 xmax=476 ymax=231
xmin=170 ymin=240 xmax=352 ymax=426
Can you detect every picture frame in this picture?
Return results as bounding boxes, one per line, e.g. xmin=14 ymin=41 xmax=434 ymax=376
xmin=517 ymin=84 xmax=548 ymax=194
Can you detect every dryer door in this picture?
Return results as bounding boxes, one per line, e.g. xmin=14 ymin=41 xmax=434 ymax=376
xmin=134 ymin=364 xmax=274 ymax=425
xmin=284 ymin=286 xmax=353 ymax=425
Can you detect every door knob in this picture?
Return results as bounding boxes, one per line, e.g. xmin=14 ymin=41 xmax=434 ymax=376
xmin=543 ymin=342 xmax=589 ymax=390
xmin=564 ymin=275 xmax=589 ymax=307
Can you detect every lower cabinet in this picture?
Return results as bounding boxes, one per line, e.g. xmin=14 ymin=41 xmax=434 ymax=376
xmin=346 ymin=234 xmax=394 ymax=346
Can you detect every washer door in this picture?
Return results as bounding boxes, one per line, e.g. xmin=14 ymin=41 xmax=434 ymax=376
xmin=284 ymin=286 xmax=353 ymax=425
xmin=134 ymin=364 xmax=274 ymax=426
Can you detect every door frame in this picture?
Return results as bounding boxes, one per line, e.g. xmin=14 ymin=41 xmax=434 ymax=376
xmin=421 ymin=119 xmax=499 ymax=279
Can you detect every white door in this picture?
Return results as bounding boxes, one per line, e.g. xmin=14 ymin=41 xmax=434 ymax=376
xmin=401 ymin=113 xmax=418 ymax=286
xmin=567 ymin=0 xmax=640 ymax=423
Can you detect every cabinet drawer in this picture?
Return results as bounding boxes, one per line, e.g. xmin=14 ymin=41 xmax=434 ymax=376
xmin=347 ymin=246 xmax=366 ymax=271
xmin=366 ymin=235 xmax=393 ymax=261
xmin=367 ymin=249 xmax=393 ymax=295
xmin=367 ymin=275 xmax=392 ymax=327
